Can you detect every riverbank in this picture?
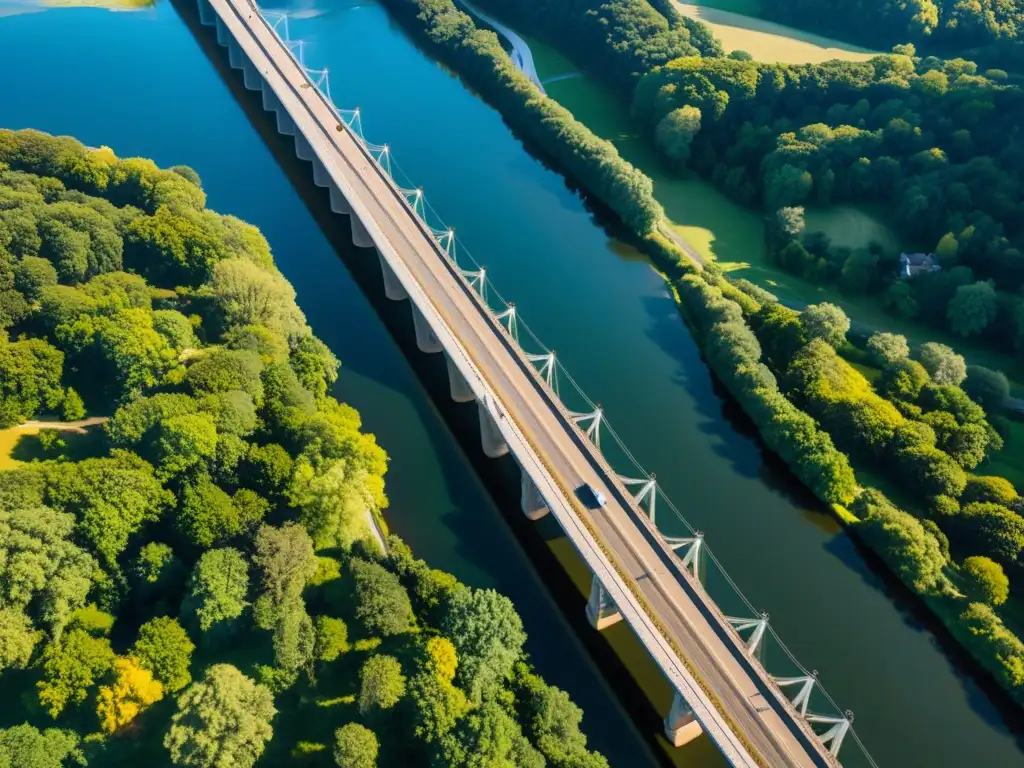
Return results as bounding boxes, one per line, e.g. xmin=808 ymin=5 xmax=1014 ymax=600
xmin=385 ymin=0 xmax=1024 ymax=720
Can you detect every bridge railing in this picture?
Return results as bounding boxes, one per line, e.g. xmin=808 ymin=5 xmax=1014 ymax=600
xmin=254 ymin=6 xmax=878 ymax=766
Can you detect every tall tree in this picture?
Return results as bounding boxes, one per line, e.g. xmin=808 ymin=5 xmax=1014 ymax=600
xmin=164 ymin=664 xmax=276 ymax=768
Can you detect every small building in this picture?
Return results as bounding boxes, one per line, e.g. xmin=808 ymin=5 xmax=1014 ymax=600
xmin=900 ymin=252 xmax=941 ymax=279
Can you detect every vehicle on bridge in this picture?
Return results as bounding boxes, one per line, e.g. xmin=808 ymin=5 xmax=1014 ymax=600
xmin=577 ymin=483 xmax=607 ymax=509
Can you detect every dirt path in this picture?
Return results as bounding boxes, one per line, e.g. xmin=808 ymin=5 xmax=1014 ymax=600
xmin=19 ymin=416 xmax=109 ymax=434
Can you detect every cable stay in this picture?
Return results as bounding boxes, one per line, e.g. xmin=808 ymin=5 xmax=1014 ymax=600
xmin=806 ymin=712 xmax=853 ymax=757
xmin=569 ymin=406 xmax=603 ymax=448
xmin=494 ymin=304 xmax=518 ymax=344
xmin=526 ymin=351 xmax=557 ymax=391
xmin=263 ymin=10 xmax=290 ymax=40
xmin=461 ymin=267 xmax=486 ymax=301
xmin=663 ymin=531 xmax=703 ymax=580
xmin=304 ymin=67 xmax=331 ymax=103
xmin=725 ymin=614 xmax=769 ymax=655
xmin=618 ymin=473 xmax=657 ymax=525
xmin=363 ymin=142 xmax=391 ymax=177
xmin=399 ymin=187 xmax=425 ymax=219
xmin=335 ymin=107 xmax=363 ymax=140
xmin=284 ymin=39 xmax=306 ymax=67
xmin=774 ymin=674 xmax=817 ymax=718
xmin=429 ymin=227 xmax=455 ymax=259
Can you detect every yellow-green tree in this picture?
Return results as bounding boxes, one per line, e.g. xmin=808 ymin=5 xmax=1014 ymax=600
xmin=96 ymin=657 xmax=164 ymax=733
xmin=424 ymin=636 xmax=457 ymax=682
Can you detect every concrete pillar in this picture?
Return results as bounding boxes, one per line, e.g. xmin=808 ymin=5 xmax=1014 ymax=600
xmin=586 ymin=574 xmax=622 ymax=630
xmin=377 ymin=253 xmax=407 ymax=300
xmin=664 ymin=693 xmax=704 ymax=747
xmin=215 ymin=16 xmax=230 ymax=46
xmin=445 ymin=355 xmax=475 ymax=403
xmin=520 ymin=472 xmax=549 ymax=521
xmin=411 ymin=305 xmax=443 ymax=354
xmin=197 ymin=0 xmax=216 ymax=26
xmin=227 ymin=37 xmax=244 ymax=70
xmin=294 ymin=133 xmax=315 ymax=162
xmin=276 ymin=109 xmax=296 ymax=136
xmin=351 ymin=217 xmax=374 ymax=249
xmin=261 ymin=81 xmax=281 ymax=113
xmin=243 ymin=59 xmax=262 ymax=91
xmin=312 ymin=157 xmax=331 ymax=188
xmin=478 ymin=400 xmax=509 ymax=459
xmin=329 ymin=183 xmax=351 ymax=215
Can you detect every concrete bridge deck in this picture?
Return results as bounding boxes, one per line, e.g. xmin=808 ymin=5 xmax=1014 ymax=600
xmin=199 ymin=1 xmax=840 ymax=765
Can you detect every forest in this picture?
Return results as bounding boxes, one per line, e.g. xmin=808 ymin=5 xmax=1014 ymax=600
xmin=758 ymin=0 xmax=1024 ymax=65
xmin=633 ymin=52 xmax=1024 ymax=354
xmin=447 ymin=0 xmax=721 ymax=93
xmin=679 ymin=268 xmax=1024 ymax=703
xmin=0 ymin=129 xmax=607 ymax=768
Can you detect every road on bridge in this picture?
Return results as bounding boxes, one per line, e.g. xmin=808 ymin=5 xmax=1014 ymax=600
xmin=210 ymin=2 xmax=834 ymax=765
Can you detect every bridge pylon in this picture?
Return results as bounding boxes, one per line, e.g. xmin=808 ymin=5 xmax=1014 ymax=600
xmin=664 ymin=692 xmax=704 ymax=747
xmin=585 ymin=574 xmax=622 ymax=630
xmin=520 ymin=471 xmax=549 ymax=521
xmin=411 ymin=304 xmax=443 ymax=354
xmin=477 ymin=396 xmax=509 ymax=459
xmin=445 ymin=355 xmax=475 ymax=403
xmin=376 ymin=253 xmax=407 ymax=301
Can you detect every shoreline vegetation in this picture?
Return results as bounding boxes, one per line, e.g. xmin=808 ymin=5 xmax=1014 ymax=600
xmin=0 ymin=128 xmax=609 ymax=767
xmin=378 ymin=0 xmax=1024 ymax=709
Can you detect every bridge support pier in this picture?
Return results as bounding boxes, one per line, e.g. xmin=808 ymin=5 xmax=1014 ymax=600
xmin=664 ymin=692 xmax=704 ymax=747
xmin=197 ymin=0 xmax=215 ymax=26
xmin=351 ymin=217 xmax=375 ymax=248
xmin=227 ymin=37 xmax=245 ymax=70
xmin=411 ymin=305 xmax=443 ymax=354
xmin=586 ymin=575 xmax=622 ymax=630
xmin=445 ymin=355 xmax=475 ymax=403
xmin=294 ymin=132 xmax=315 ymax=162
xmin=478 ymin=401 xmax=509 ymax=459
xmin=276 ymin=109 xmax=296 ymax=137
xmin=375 ymin=253 xmax=407 ymax=301
xmin=215 ymin=16 xmax=230 ymax=47
xmin=520 ymin=472 xmax=549 ymax=521
xmin=312 ymin=157 xmax=331 ymax=188
xmin=329 ymin=183 xmax=351 ymax=215
xmin=261 ymin=81 xmax=281 ymax=113
xmin=243 ymin=59 xmax=263 ymax=91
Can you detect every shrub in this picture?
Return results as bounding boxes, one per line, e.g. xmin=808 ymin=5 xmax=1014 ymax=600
xmin=963 ymin=475 xmax=1018 ymax=506
xmin=961 ymin=556 xmax=1009 ymax=606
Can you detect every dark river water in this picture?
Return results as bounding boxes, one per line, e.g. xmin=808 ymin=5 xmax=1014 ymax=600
xmin=0 ymin=1 xmax=1022 ymax=765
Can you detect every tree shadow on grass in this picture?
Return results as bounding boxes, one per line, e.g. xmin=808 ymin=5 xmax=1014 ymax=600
xmin=10 ymin=426 xmax=108 ymax=464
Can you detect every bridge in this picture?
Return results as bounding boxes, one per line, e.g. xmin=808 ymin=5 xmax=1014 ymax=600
xmin=194 ymin=1 xmax=866 ymax=765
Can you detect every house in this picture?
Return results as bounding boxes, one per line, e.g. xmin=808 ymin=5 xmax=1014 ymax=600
xmin=899 ymin=252 xmax=941 ymax=279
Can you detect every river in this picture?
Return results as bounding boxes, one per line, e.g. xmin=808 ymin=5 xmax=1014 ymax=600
xmin=1 ymin=1 xmax=1023 ymax=766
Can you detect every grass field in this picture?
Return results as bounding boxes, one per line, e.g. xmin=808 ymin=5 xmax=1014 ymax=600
xmin=981 ymin=417 xmax=1024 ymax=492
xmin=0 ymin=423 xmax=107 ymax=468
xmin=674 ymin=1 xmax=878 ymax=63
xmin=0 ymin=426 xmax=40 ymax=470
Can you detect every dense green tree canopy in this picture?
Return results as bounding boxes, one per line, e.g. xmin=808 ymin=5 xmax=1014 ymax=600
xmin=333 ymin=723 xmax=378 ymax=768
xmin=183 ymin=548 xmax=250 ymax=634
xmin=0 ymin=128 xmax=602 ymax=765
xmin=132 ymin=617 xmax=196 ymax=694
xmin=164 ymin=664 xmax=275 ymax=768
xmin=442 ymin=588 xmax=526 ymax=702
xmin=350 ymin=558 xmax=413 ymax=637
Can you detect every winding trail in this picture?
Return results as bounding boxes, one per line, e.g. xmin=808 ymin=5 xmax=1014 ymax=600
xmin=457 ymin=0 xmax=545 ymax=93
